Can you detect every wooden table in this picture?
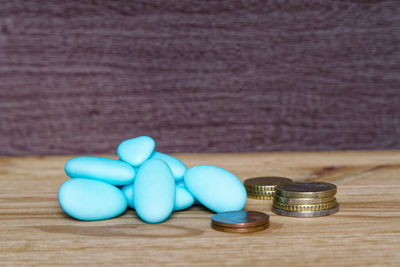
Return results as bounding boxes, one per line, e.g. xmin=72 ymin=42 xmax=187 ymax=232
xmin=1 ymin=151 xmax=400 ymax=266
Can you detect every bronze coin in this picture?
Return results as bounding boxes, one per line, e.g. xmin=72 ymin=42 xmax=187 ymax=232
xmin=211 ymin=211 xmax=269 ymax=228
xmin=211 ymin=223 xmax=269 ymax=233
xmin=276 ymin=182 xmax=337 ymax=198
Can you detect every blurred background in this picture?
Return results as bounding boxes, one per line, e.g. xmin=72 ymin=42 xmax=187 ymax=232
xmin=0 ymin=0 xmax=399 ymax=156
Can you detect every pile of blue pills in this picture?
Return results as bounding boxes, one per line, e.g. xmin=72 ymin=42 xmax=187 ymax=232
xmin=58 ymin=136 xmax=247 ymax=223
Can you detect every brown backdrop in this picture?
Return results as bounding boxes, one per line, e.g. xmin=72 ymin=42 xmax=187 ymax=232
xmin=1 ymin=0 xmax=399 ymax=156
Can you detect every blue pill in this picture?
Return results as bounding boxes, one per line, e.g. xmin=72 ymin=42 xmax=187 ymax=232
xmin=176 ymin=180 xmax=202 ymax=206
xmin=58 ymin=178 xmax=127 ymax=221
xmin=174 ymin=185 xmax=195 ymax=211
xmin=184 ymin=165 xmax=247 ymax=213
xmin=121 ymin=183 xmax=134 ymax=209
xmin=65 ymin=157 xmax=135 ymax=186
xmin=133 ymin=159 xmax=175 ymax=223
xmin=150 ymin=152 xmax=187 ymax=181
xmin=118 ymin=136 xmax=155 ymax=166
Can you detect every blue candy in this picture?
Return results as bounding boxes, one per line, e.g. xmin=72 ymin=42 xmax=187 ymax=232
xmin=176 ymin=180 xmax=202 ymax=206
xmin=150 ymin=152 xmax=187 ymax=181
xmin=59 ymin=136 xmax=248 ymax=224
xmin=174 ymin=185 xmax=195 ymax=211
xmin=133 ymin=159 xmax=175 ymax=223
xmin=58 ymin=178 xmax=127 ymax=221
xmin=184 ymin=165 xmax=247 ymax=213
xmin=64 ymin=156 xmax=135 ymax=186
xmin=121 ymin=183 xmax=134 ymax=209
xmin=118 ymin=136 xmax=155 ymax=166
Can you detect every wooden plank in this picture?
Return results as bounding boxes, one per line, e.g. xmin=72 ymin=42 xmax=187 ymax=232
xmin=0 ymin=150 xmax=400 ymax=266
xmin=1 ymin=0 xmax=400 ymax=156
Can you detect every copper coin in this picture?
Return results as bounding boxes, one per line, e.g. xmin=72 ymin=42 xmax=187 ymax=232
xmin=211 ymin=211 xmax=269 ymax=228
xmin=276 ymin=182 xmax=337 ymax=198
xmin=211 ymin=223 xmax=269 ymax=233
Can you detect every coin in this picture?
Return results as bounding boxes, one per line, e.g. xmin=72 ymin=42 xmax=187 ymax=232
xmin=244 ymin=177 xmax=293 ymax=199
xmin=276 ymin=182 xmax=337 ymax=198
xmin=274 ymin=195 xmax=336 ymax=205
xmin=273 ymin=199 xmax=337 ymax=211
xmin=211 ymin=223 xmax=269 ymax=233
xmin=272 ymin=204 xmax=339 ymax=217
xmin=211 ymin=210 xmax=269 ymax=228
xmin=246 ymin=191 xmax=276 ymax=200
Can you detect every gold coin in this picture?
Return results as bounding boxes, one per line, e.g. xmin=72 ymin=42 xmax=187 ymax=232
xmin=274 ymin=195 xmax=336 ymax=205
xmin=273 ymin=199 xmax=337 ymax=212
xmin=244 ymin=177 xmax=293 ymax=199
xmin=246 ymin=191 xmax=275 ymax=200
xmin=276 ymin=182 xmax=337 ymax=198
xmin=272 ymin=204 xmax=339 ymax=217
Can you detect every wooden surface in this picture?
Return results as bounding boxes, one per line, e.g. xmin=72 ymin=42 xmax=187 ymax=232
xmin=1 ymin=151 xmax=400 ymax=266
xmin=1 ymin=0 xmax=400 ymax=156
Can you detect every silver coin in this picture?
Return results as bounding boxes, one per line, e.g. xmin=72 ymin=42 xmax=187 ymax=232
xmin=272 ymin=204 xmax=339 ymax=217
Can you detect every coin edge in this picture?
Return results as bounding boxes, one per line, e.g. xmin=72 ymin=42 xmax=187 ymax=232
xmin=211 ymin=222 xmax=270 ymax=233
xmin=211 ymin=211 xmax=270 ymax=228
xmin=271 ymin=204 xmax=340 ymax=217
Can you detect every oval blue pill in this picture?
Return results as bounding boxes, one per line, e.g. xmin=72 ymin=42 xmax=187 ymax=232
xmin=134 ymin=159 xmax=175 ymax=223
xmin=175 ymin=180 xmax=195 ymax=208
xmin=121 ymin=183 xmax=134 ymax=209
xmin=58 ymin=178 xmax=127 ymax=221
xmin=184 ymin=165 xmax=247 ymax=213
xmin=64 ymin=156 xmax=135 ymax=186
xmin=118 ymin=136 xmax=155 ymax=166
xmin=176 ymin=180 xmax=201 ymax=206
xmin=174 ymin=185 xmax=195 ymax=211
xmin=150 ymin=152 xmax=187 ymax=181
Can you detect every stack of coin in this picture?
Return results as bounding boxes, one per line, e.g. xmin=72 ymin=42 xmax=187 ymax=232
xmin=244 ymin=176 xmax=293 ymax=200
xmin=272 ymin=182 xmax=339 ymax=217
xmin=211 ymin=211 xmax=269 ymax=233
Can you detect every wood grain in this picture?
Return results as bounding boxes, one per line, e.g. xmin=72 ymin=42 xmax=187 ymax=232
xmin=0 ymin=1 xmax=400 ymax=156
xmin=1 ymin=151 xmax=400 ymax=266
